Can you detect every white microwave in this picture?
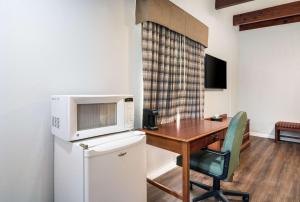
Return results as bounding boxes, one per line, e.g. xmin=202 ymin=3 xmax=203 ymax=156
xmin=51 ymin=95 xmax=134 ymax=141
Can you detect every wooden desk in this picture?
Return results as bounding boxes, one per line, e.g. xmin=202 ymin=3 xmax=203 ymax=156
xmin=142 ymin=118 xmax=230 ymax=202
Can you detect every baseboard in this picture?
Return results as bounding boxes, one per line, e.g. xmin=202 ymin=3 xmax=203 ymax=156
xmin=250 ymin=131 xmax=274 ymax=139
xmin=147 ymin=160 xmax=177 ymax=180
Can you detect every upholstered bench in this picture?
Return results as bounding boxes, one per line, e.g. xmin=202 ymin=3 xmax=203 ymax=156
xmin=275 ymin=121 xmax=300 ymax=142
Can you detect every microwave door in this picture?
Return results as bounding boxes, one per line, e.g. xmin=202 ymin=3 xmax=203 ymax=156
xmin=77 ymin=103 xmax=117 ymax=131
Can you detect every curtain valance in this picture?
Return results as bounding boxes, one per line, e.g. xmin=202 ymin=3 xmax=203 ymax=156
xmin=136 ymin=0 xmax=209 ymax=47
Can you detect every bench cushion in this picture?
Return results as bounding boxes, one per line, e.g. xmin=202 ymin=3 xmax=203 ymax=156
xmin=276 ymin=121 xmax=300 ymax=129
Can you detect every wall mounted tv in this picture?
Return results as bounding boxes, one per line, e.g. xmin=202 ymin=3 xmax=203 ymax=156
xmin=204 ymin=54 xmax=227 ymax=89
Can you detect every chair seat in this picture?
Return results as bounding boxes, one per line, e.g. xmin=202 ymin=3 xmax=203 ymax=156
xmin=276 ymin=121 xmax=300 ymax=129
xmin=177 ymin=150 xmax=224 ymax=177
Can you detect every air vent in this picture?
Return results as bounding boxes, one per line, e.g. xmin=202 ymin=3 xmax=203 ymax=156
xmin=52 ymin=116 xmax=60 ymax=128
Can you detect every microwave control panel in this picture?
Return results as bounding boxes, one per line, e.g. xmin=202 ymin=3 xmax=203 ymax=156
xmin=124 ymin=98 xmax=134 ymax=129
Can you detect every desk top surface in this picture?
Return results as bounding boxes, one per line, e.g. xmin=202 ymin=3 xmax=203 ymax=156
xmin=141 ymin=118 xmax=230 ymax=142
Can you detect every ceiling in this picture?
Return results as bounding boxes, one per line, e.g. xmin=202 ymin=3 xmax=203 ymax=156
xmin=221 ymin=0 xmax=297 ymax=15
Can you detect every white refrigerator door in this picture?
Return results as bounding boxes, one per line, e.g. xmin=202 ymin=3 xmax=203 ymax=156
xmin=84 ymin=135 xmax=146 ymax=202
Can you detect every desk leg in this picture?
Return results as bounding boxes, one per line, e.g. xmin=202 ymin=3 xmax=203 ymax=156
xmin=182 ymin=142 xmax=190 ymax=202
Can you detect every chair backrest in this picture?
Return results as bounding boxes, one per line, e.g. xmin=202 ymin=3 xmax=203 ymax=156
xmin=221 ymin=111 xmax=247 ymax=180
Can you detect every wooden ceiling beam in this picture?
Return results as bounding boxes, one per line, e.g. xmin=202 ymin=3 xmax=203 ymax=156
xmin=215 ymin=0 xmax=254 ymax=10
xmin=239 ymin=14 xmax=300 ymax=31
xmin=233 ymin=1 xmax=300 ymax=26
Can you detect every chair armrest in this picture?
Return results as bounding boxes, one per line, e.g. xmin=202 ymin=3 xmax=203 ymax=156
xmin=201 ymin=148 xmax=230 ymax=157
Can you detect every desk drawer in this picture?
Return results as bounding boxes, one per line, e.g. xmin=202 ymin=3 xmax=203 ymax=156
xmin=190 ymin=131 xmax=222 ymax=153
xmin=206 ymin=132 xmax=221 ymax=145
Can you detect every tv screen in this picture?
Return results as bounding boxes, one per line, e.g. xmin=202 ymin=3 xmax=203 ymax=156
xmin=205 ymin=54 xmax=227 ymax=89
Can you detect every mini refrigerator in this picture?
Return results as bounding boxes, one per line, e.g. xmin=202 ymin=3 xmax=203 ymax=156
xmin=54 ymin=131 xmax=146 ymax=202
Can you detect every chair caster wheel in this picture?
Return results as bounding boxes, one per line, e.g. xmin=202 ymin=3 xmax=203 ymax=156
xmin=189 ymin=183 xmax=193 ymax=190
xmin=243 ymin=196 xmax=249 ymax=202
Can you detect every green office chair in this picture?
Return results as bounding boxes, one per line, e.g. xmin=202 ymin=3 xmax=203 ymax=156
xmin=177 ymin=111 xmax=249 ymax=202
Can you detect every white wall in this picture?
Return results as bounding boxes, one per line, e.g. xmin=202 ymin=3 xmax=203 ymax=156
xmin=140 ymin=0 xmax=240 ymax=178
xmin=238 ymin=23 xmax=300 ymax=138
xmin=0 ymin=0 xmax=137 ymax=201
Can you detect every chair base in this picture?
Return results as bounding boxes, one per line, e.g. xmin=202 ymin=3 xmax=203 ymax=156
xmin=190 ymin=179 xmax=249 ymax=202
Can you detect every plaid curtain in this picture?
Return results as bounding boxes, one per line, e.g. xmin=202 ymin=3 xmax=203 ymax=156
xmin=179 ymin=37 xmax=205 ymax=119
xmin=142 ymin=21 xmax=205 ymax=124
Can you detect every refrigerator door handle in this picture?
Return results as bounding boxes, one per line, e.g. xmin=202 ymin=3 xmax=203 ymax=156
xmin=118 ymin=152 xmax=127 ymax=157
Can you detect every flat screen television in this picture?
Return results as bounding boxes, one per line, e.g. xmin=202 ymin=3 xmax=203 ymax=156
xmin=205 ymin=54 xmax=227 ymax=89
